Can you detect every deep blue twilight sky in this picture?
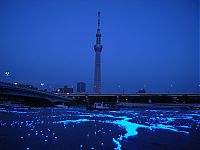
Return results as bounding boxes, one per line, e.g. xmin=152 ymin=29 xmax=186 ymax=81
xmin=0 ymin=0 xmax=199 ymax=93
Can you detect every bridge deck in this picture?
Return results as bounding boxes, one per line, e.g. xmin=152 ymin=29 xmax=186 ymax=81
xmin=0 ymin=82 xmax=71 ymax=102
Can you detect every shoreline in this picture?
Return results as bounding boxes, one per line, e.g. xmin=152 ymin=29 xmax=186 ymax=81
xmin=117 ymin=102 xmax=200 ymax=110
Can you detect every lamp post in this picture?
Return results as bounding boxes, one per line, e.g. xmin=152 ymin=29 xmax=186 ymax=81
xmin=117 ymin=85 xmax=125 ymax=94
xmin=118 ymin=85 xmax=121 ymax=94
xmin=40 ymin=82 xmax=45 ymax=90
xmin=122 ymin=87 xmax=124 ymax=95
xmin=5 ymin=71 xmax=10 ymax=82
xmin=170 ymin=83 xmax=174 ymax=93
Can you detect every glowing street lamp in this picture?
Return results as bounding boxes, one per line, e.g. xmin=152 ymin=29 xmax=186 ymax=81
xmin=5 ymin=71 xmax=10 ymax=76
xmin=40 ymin=82 xmax=45 ymax=91
xmin=5 ymin=71 xmax=10 ymax=82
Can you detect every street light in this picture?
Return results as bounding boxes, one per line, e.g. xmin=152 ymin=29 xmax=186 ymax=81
xmin=40 ymin=82 xmax=45 ymax=91
xmin=5 ymin=71 xmax=10 ymax=82
xmin=170 ymin=83 xmax=174 ymax=93
xmin=118 ymin=85 xmax=121 ymax=93
xmin=5 ymin=71 xmax=10 ymax=76
xmin=118 ymin=85 xmax=125 ymax=94
xmin=198 ymin=83 xmax=200 ymax=92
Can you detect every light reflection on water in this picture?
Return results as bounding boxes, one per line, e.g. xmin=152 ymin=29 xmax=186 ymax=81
xmin=0 ymin=108 xmax=200 ymax=150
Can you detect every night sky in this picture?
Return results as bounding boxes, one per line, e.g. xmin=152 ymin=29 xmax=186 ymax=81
xmin=0 ymin=0 xmax=199 ymax=93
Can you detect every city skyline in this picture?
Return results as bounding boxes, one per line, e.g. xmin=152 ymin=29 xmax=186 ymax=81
xmin=0 ymin=0 xmax=199 ymax=93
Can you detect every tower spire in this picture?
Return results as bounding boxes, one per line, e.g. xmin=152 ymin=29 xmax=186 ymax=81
xmin=98 ymin=11 xmax=100 ymax=29
xmin=95 ymin=11 xmax=101 ymax=46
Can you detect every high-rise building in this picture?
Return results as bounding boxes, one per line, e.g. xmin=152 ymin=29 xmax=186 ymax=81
xmin=93 ymin=12 xmax=103 ymax=93
xmin=77 ymin=82 xmax=86 ymax=93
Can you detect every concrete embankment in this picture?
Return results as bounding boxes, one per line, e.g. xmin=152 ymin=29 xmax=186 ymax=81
xmin=117 ymin=102 xmax=200 ymax=110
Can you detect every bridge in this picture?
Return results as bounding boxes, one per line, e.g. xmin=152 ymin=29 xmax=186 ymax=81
xmin=0 ymin=82 xmax=72 ymax=106
xmin=1 ymin=81 xmax=200 ymax=106
xmin=58 ymin=92 xmax=200 ymax=104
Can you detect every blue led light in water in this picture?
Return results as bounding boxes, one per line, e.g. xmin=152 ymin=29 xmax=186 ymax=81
xmin=113 ymin=138 xmax=122 ymax=150
xmin=150 ymin=124 xmax=189 ymax=135
xmin=55 ymin=119 xmax=92 ymax=125
xmin=1 ymin=108 xmax=197 ymax=150
xmin=112 ymin=118 xmax=149 ymax=139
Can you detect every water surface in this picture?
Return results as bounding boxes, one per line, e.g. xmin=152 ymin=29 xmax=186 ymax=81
xmin=0 ymin=107 xmax=200 ymax=150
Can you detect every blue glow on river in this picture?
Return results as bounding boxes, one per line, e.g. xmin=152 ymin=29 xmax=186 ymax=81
xmin=0 ymin=108 xmax=200 ymax=150
xmin=112 ymin=137 xmax=122 ymax=150
xmin=150 ymin=124 xmax=189 ymax=134
xmin=113 ymin=118 xmax=149 ymax=138
xmin=55 ymin=118 xmax=92 ymax=125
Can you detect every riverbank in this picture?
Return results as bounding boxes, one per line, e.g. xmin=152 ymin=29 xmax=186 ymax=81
xmin=117 ymin=102 xmax=200 ymax=110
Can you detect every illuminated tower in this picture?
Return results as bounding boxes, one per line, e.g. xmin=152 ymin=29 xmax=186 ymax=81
xmin=93 ymin=12 xmax=102 ymax=93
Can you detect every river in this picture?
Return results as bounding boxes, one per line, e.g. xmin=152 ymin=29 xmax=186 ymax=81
xmin=0 ymin=107 xmax=200 ymax=150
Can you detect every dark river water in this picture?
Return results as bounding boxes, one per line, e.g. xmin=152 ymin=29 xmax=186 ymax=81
xmin=0 ymin=107 xmax=200 ymax=150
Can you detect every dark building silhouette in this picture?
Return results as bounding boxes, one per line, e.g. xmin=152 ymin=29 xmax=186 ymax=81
xmin=138 ymin=88 xmax=146 ymax=94
xmin=57 ymin=85 xmax=73 ymax=93
xmin=93 ymin=12 xmax=102 ymax=93
xmin=77 ymin=82 xmax=86 ymax=93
